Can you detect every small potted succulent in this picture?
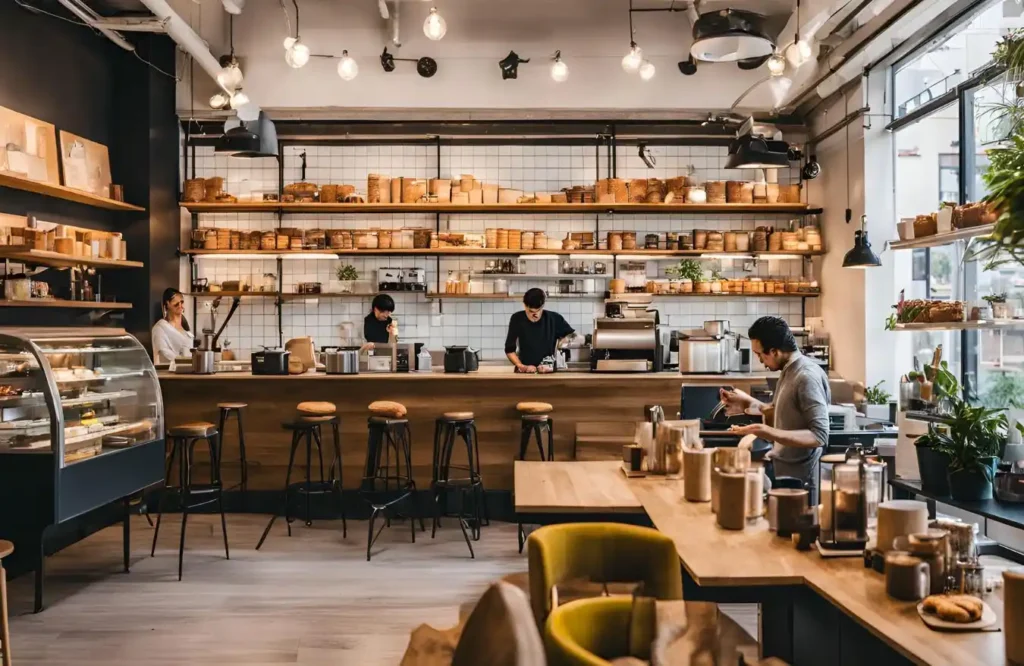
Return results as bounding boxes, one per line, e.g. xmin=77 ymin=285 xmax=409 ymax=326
xmin=983 ymin=293 xmax=1011 ymax=319
xmin=863 ymin=380 xmax=892 ymax=421
xmin=334 ymin=264 xmax=359 ymax=293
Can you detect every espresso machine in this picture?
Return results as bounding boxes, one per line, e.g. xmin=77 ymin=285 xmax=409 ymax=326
xmin=590 ymin=295 xmax=664 ymax=372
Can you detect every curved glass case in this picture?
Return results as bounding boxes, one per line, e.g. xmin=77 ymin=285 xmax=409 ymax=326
xmin=0 ymin=327 xmax=162 ymax=465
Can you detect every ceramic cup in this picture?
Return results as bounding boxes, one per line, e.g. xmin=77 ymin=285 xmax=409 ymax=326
xmin=885 ymin=551 xmax=930 ymax=601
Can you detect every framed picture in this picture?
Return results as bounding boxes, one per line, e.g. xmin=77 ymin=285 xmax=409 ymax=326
xmin=59 ymin=130 xmax=111 ymax=197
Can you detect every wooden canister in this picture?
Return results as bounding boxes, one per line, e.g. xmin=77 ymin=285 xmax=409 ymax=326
xmin=485 ymin=229 xmax=498 ymax=248
xmin=204 ymin=177 xmax=224 ymax=202
xmin=695 ymin=281 xmax=711 ymax=294
xmin=768 ymin=232 xmax=782 ymax=252
xmin=746 ymin=469 xmax=764 ymax=521
xmin=752 ymin=181 xmax=768 ymax=203
xmin=378 ymin=230 xmax=393 ymax=249
xmin=521 ymin=231 xmax=535 ymax=250
xmin=54 ymin=237 xmax=74 ymax=255
xmin=876 ymin=500 xmax=929 ymax=553
xmin=261 ymin=231 xmax=276 ymax=250
xmin=430 ymin=178 xmax=452 ymax=202
xmin=683 ymin=448 xmax=715 ymax=502
xmin=183 ymin=178 xmax=206 ymax=203
xmin=460 ymin=175 xmax=475 ymax=193
xmin=608 ymin=232 xmax=623 ymax=251
xmin=693 ymin=230 xmax=708 ymax=250
xmin=729 ymin=181 xmax=755 ymax=204
xmin=451 ymin=192 xmax=470 ymax=205
xmin=367 ymin=175 xmax=382 ymax=203
xmin=717 ymin=472 xmax=748 ymax=530
xmin=276 ymin=234 xmax=289 ymax=250
xmin=705 ymin=231 xmax=725 ymax=252
xmin=391 ymin=177 xmax=403 ymax=204
xmin=609 ymin=278 xmax=626 ymax=294
xmin=1004 ymin=569 xmax=1024 ymax=664
xmin=468 ymin=188 xmax=484 ymax=205
xmin=378 ymin=176 xmax=392 ymax=204
xmin=482 ymin=183 xmax=499 ymax=205
xmin=752 ymin=229 xmax=769 ymax=251
xmin=706 ymin=181 xmax=726 ymax=204
xmin=723 ymin=231 xmax=738 ymax=252
xmin=779 ymin=184 xmax=801 ymax=203
xmin=320 ymin=184 xmax=339 ymax=203
xmin=766 ymin=183 xmax=780 ymax=203
xmin=414 ymin=229 xmax=431 ymax=249
xmin=735 ymin=232 xmax=750 ymax=252
xmin=628 ymin=179 xmax=648 ymax=203
xmin=622 ymin=232 xmax=637 ymax=250
xmin=666 ymin=176 xmax=689 ymax=200
xmin=711 ymin=468 xmax=721 ymax=514
xmin=714 ymin=447 xmax=751 ymax=473
xmin=507 ymin=229 xmax=522 ymax=250
xmin=496 ymin=229 xmax=509 ymax=249
xmin=781 ymin=232 xmax=800 ymax=251
xmin=403 ymin=179 xmax=426 ymax=204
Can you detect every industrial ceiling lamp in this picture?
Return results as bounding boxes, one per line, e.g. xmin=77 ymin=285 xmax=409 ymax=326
xmin=843 ymin=218 xmax=882 ymax=268
xmin=423 ymin=7 xmax=447 ymax=41
xmin=784 ymin=0 xmax=812 ymax=67
xmin=550 ymin=50 xmax=569 ymax=82
xmin=284 ymin=0 xmax=310 ymax=68
xmin=216 ymin=16 xmax=244 ymax=91
xmin=766 ymin=50 xmax=786 ymax=76
xmin=724 ymin=134 xmax=790 ymax=169
xmin=215 ymin=125 xmax=260 ymax=155
xmin=621 ymin=0 xmax=643 ymax=73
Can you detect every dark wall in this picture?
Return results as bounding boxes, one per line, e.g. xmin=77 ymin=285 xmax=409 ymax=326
xmin=0 ymin=1 xmax=179 ymax=337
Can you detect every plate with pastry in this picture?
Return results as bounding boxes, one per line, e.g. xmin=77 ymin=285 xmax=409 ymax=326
xmin=917 ymin=594 xmax=997 ymax=631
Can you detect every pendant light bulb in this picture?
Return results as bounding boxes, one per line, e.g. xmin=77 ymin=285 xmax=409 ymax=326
xmin=216 ymin=61 xmax=244 ymax=91
xmin=550 ymin=51 xmax=569 ymax=82
xmin=283 ymin=36 xmax=297 ymax=49
xmin=621 ymin=42 xmax=643 ymax=73
xmin=209 ymin=92 xmax=229 ymax=109
xmin=785 ymin=40 xmax=810 ymax=67
xmin=766 ymin=52 xmax=786 ymax=77
xmin=229 ymin=90 xmax=249 ymax=109
xmin=337 ymin=50 xmax=359 ymax=81
xmin=285 ymin=39 xmax=310 ymax=68
xmin=423 ymin=7 xmax=447 ymax=41
xmin=638 ymin=60 xmax=655 ymax=81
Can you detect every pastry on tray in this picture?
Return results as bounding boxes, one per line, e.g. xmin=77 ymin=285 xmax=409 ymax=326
xmin=920 ymin=594 xmax=983 ymax=623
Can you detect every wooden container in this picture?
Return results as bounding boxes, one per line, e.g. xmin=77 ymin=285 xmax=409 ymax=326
xmin=596 ymin=178 xmax=629 ymax=204
xmin=451 ymin=192 xmax=470 ymax=205
xmin=804 ymin=228 xmax=822 ymax=250
xmin=752 ymin=229 xmax=768 ymax=252
xmin=403 ymin=179 xmax=426 ymax=204
xmin=367 ymin=175 xmax=382 ymax=203
xmin=54 ymin=237 xmax=74 ymax=255
xmin=683 ymin=448 xmax=715 ymax=502
xmin=261 ymin=231 xmax=276 ymax=250
xmin=876 ymin=500 xmax=929 ymax=553
xmin=204 ymin=177 xmax=225 ymax=202
xmin=534 ymin=232 xmax=548 ymax=249
xmin=705 ymin=231 xmax=724 ymax=252
xmin=666 ymin=176 xmax=689 ymax=200
xmin=390 ymin=177 xmax=403 ymax=204
xmin=468 ymin=188 xmax=484 ymax=205
xmin=622 ymin=232 xmax=637 ymax=250
xmin=768 ymin=488 xmax=808 ymax=535
xmin=377 ymin=229 xmax=393 ymax=249
xmin=609 ymin=278 xmax=626 ymax=294
xmin=460 ymin=175 xmax=475 ymax=193
xmin=608 ymin=232 xmax=623 ymax=251
xmin=717 ymin=472 xmax=748 ymax=530
xmin=680 ymin=280 xmax=693 ymax=293
xmin=507 ymin=229 xmax=522 ymax=250
xmin=768 ymin=232 xmax=782 ymax=252
xmin=706 ymin=181 xmax=726 ymax=204
xmin=726 ymin=181 xmax=754 ymax=204
xmin=413 ymin=229 xmax=431 ymax=249
xmin=229 ymin=230 xmax=241 ymax=250
xmin=289 ymin=237 xmax=303 ymax=250
xmin=354 ymin=231 xmax=379 ymax=250
xmin=779 ymin=183 xmax=801 ymax=203
xmin=1004 ymin=570 xmax=1024 ymax=664
xmin=496 ymin=229 xmax=509 ymax=249
xmin=320 ymin=184 xmax=339 ymax=203
xmin=482 ymin=183 xmax=499 ymax=205
xmin=695 ymin=281 xmax=711 ymax=294
xmin=735 ymin=232 xmax=750 ymax=252
xmin=485 ymin=229 xmax=498 ymax=248
xmin=693 ymin=230 xmax=708 ymax=250
xmin=277 ymin=234 xmax=290 ymax=250
xmin=378 ymin=176 xmax=391 ymax=204
xmin=628 ymin=179 xmax=648 ymax=203
xmin=521 ymin=231 xmax=535 ymax=250
xmin=184 ymin=178 xmax=206 ymax=203
xmin=498 ymin=188 xmax=522 ymax=204
xmin=551 ymin=192 xmax=567 ymax=204
xmin=752 ymin=181 xmax=768 ymax=203
xmin=766 ymin=183 xmax=780 ymax=203
xmin=781 ymin=232 xmax=800 ymax=251
xmin=724 ymin=231 xmax=738 ymax=252
xmin=430 ymin=178 xmax=451 ymax=202
xmin=645 ymin=179 xmax=664 ymax=203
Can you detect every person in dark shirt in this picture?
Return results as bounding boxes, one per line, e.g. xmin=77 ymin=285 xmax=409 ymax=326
xmin=505 ymin=288 xmax=575 ymax=373
xmin=362 ymin=293 xmax=396 ymax=349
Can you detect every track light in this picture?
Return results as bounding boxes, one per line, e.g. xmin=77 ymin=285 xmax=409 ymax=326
xmin=285 ymin=38 xmax=310 ymax=68
xmin=639 ymin=60 xmax=655 ymax=81
xmin=337 ymin=50 xmax=359 ymax=81
xmin=767 ymin=52 xmax=786 ymax=76
xmin=622 ymin=42 xmax=643 ymax=73
xmin=229 ymin=90 xmax=249 ymax=109
xmin=423 ymin=7 xmax=447 ymax=41
xmin=209 ymin=93 xmax=230 ymax=109
xmin=550 ymin=50 xmax=568 ymax=82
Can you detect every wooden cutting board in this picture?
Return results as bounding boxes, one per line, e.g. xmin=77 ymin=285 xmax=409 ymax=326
xmin=59 ymin=130 xmax=111 ymax=197
xmin=0 ymin=105 xmax=60 ymax=185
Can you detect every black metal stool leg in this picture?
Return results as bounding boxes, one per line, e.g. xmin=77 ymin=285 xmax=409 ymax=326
xmin=330 ymin=419 xmax=346 ymax=538
xmin=518 ymin=420 xmax=531 ymax=460
xmin=256 ymin=429 xmax=300 ymax=550
xmin=177 ymin=440 xmax=192 ymax=581
xmin=151 ymin=438 xmax=178 ymax=557
xmin=547 ymin=419 xmax=555 ymax=461
xmin=304 ymin=428 xmax=314 ymax=527
xmin=210 ymin=434 xmax=230 ymax=561
xmin=237 ymin=408 xmax=249 ymax=500
xmin=533 ymin=422 xmax=545 ymax=461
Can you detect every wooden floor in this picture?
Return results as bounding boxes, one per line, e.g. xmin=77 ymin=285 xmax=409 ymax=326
xmin=5 ymin=515 xmax=757 ymax=665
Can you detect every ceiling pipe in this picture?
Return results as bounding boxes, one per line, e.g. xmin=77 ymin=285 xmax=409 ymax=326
xmin=390 ymin=0 xmax=401 ymax=48
xmin=56 ymin=0 xmax=135 ymax=51
xmin=137 ymin=0 xmax=237 ymax=95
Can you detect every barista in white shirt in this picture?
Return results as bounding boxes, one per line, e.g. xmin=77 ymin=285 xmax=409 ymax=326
xmin=151 ymin=288 xmax=194 ymax=364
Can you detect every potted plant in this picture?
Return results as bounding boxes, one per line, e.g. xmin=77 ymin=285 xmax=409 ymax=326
xmin=666 ymin=259 xmax=704 ymax=294
xmin=863 ymin=380 xmax=892 ymax=421
xmin=334 ymin=264 xmax=359 ymax=293
xmin=913 ymin=361 xmax=960 ymax=494
xmin=983 ymin=293 xmax=1011 ymax=319
xmin=916 ymin=385 xmax=1007 ymax=501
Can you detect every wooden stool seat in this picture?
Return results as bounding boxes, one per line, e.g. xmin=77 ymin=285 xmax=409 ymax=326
xmin=217 ymin=402 xmax=247 ymax=409
xmin=167 ymin=421 xmax=217 ymax=438
xmin=442 ymin=411 xmax=474 ymax=421
xmin=0 ymin=540 xmax=12 ymax=560
xmin=297 ymin=401 xmax=336 ymax=416
xmin=517 ymin=401 xmax=553 ymax=414
xmin=369 ymin=400 xmax=408 ymax=418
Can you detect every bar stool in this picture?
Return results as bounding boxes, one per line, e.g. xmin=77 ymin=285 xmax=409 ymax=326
xmin=516 ymin=402 xmax=554 ymax=461
xmin=431 ymin=411 xmax=484 ymax=558
xmin=217 ymin=402 xmax=250 ymax=498
xmin=0 ymin=539 xmax=12 ymax=666
xmin=362 ymin=400 xmax=422 ymax=561
xmin=256 ymin=402 xmax=346 ymax=550
xmin=150 ymin=421 xmax=229 ymax=581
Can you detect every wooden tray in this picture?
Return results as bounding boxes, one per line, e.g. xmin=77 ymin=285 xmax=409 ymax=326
xmin=916 ymin=599 xmax=998 ymax=631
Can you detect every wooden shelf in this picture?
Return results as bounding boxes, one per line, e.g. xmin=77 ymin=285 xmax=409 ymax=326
xmin=890 ymin=319 xmax=1024 ymax=331
xmin=0 ymin=172 xmax=144 ymax=212
xmin=426 ymin=293 xmax=602 ymax=300
xmin=185 ymin=291 xmax=278 ymax=298
xmin=651 ymin=292 xmax=819 ymax=298
xmin=280 ymin=292 xmax=390 ymax=300
xmin=182 ymin=248 xmax=823 ymax=259
xmin=889 ymin=224 xmax=995 ymax=250
xmin=0 ymin=247 xmax=143 ymax=269
xmin=182 ymin=201 xmax=816 ymax=215
xmin=0 ymin=299 xmax=130 ymax=309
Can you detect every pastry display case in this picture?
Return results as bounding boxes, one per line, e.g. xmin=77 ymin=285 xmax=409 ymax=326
xmin=0 ymin=327 xmax=165 ymax=611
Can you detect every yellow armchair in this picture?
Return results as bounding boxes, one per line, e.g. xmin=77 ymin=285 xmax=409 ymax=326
xmin=527 ymin=523 xmax=683 ymax=627
xmin=545 ymin=596 xmax=655 ymax=666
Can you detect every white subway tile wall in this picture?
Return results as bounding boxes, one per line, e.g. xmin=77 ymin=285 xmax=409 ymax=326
xmin=184 ymin=145 xmax=811 ymax=362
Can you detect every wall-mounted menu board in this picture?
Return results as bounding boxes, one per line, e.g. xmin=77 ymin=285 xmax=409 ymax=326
xmin=59 ymin=130 xmax=111 ymax=197
xmin=0 ymin=105 xmax=60 ymax=186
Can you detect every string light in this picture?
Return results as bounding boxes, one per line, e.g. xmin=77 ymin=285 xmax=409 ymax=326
xmin=550 ymin=50 xmax=568 ymax=82
xmin=423 ymin=7 xmax=447 ymax=41
xmin=337 ymin=50 xmax=359 ymax=81
xmin=622 ymin=42 xmax=643 ymax=73
xmin=285 ymin=39 xmax=310 ymax=68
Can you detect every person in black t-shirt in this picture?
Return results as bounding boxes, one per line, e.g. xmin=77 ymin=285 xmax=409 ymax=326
xmin=504 ymin=288 xmax=575 ymax=373
xmin=362 ymin=293 xmax=396 ymax=350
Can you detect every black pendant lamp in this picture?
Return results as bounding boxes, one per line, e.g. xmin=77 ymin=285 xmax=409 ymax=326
xmin=843 ymin=215 xmax=881 ymax=268
xmin=724 ymin=135 xmax=790 ymax=169
xmin=215 ymin=125 xmax=260 ymax=155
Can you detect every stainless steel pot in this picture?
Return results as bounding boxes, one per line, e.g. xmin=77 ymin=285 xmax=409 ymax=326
xmin=703 ymin=320 xmax=731 ymax=336
xmin=322 ymin=347 xmax=360 ymax=375
xmin=192 ymin=350 xmax=215 ymax=374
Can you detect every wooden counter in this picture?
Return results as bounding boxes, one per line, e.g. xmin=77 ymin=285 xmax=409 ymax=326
xmin=159 ymin=371 xmax=768 ymax=491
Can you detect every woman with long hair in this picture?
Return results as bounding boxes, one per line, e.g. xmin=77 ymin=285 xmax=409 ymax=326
xmin=152 ymin=288 xmax=194 ymax=363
